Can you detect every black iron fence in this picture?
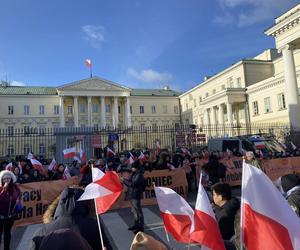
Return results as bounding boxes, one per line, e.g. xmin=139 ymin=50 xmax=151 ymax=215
xmin=0 ymin=123 xmax=292 ymax=163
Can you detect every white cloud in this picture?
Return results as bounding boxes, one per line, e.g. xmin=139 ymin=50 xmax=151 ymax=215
xmin=216 ymin=0 xmax=297 ymax=27
xmin=127 ymin=68 xmax=173 ymax=84
xmin=82 ymin=25 xmax=105 ymax=48
xmin=214 ymin=12 xmax=234 ymax=25
xmin=10 ymin=81 xmax=26 ymax=86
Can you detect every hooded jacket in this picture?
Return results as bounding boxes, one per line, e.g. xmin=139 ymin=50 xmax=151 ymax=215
xmin=214 ymin=197 xmax=240 ymax=240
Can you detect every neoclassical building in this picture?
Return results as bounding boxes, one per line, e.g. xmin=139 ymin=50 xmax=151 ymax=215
xmin=181 ymin=3 xmax=300 ymax=131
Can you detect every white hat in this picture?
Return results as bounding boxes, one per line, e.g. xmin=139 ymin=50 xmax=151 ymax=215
xmin=0 ymin=170 xmax=17 ymax=186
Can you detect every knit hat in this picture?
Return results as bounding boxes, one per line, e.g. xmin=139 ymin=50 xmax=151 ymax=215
xmin=281 ymin=174 xmax=300 ymax=193
xmin=0 ymin=170 xmax=17 ymax=186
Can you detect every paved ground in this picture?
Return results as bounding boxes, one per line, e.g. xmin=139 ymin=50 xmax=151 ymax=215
xmin=8 ymin=187 xmax=241 ymax=250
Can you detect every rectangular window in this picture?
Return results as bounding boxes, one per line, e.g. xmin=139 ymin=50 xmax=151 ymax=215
xmin=24 ymin=126 xmax=30 ymax=135
xmin=140 ymin=106 xmax=144 ymax=114
xmin=93 ymin=104 xmax=98 ymax=113
xmin=23 ymin=144 xmax=31 ymax=155
xmin=174 ymin=106 xmax=179 ymax=114
xmin=140 ymin=123 xmax=145 ymax=130
xmin=80 ymin=104 xmax=86 ymax=113
xmin=7 ymin=126 xmax=14 ymax=136
xmin=163 ymin=105 xmax=168 ymax=114
xmin=118 ymin=106 xmax=121 ymax=114
xmin=151 ymin=105 xmax=156 ymax=114
xmin=152 ymin=123 xmax=157 ymax=132
xmin=54 ymin=105 xmax=59 ymax=115
xmin=8 ymin=105 xmax=14 ymax=115
xmin=105 ymin=104 xmax=111 ymax=113
xmin=237 ymin=77 xmax=242 ymax=88
xmin=264 ymin=97 xmax=272 ymax=113
xmin=67 ymin=106 xmax=73 ymax=114
xmin=130 ymin=105 xmax=132 ymax=114
xmin=7 ymin=145 xmax=14 ymax=157
xmin=24 ymin=105 xmax=30 ymax=115
xmin=39 ymin=143 xmax=46 ymax=155
xmin=253 ymin=101 xmax=259 ymax=116
xmin=278 ymin=93 xmax=286 ymax=110
xmin=39 ymin=105 xmax=45 ymax=115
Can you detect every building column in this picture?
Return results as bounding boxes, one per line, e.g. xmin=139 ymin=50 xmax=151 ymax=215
xmin=100 ymin=96 xmax=106 ymax=128
xmin=211 ymin=107 xmax=217 ymax=125
xmin=227 ymin=102 xmax=233 ymax=124
xmin=59 ymin=96 xmax=65 ymax=128
xmin=218 ymin=104 xmax=224 ymax=125
xmin=204 ymin=109 xmax=210 ymax=125
xmin=73 ymin=96 xmax=79 ymax=127
xmin=87 ymin=96 xmax=92 ymax=127
xmin=112 ymin=97 xmax=119 ymax=128
xmin=125 ymin=96 xmax=132 ymax=127
xmin=281 ymin=45 xmax=300 ymax=129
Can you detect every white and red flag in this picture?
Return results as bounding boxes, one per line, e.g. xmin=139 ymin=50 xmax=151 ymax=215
xmin=5 ymin=162 xmax=13 ymax=171
xmin=154 ymin=187 xmax=194 ymax=243
xmin=27 ymin=152 xmax=35 ymax=160
xmin=254 ymin=141 xmax=265 ymax=149
xmin=191 ymin=182 xmax=225 ymax=250
xmin=181 ymin=147 xmax=191 ymax=156
xmin=138 ymin=152 xmax=147 ymax=162
xmin=30 ymin=159 xmax=43 ymax=171
xmin=291 ymin=141 xmax=297 ymax=150
xmin=106 ymin=147 xmax=115 ymax=157
xmin=78 ymin=170 xmax=122 ymax=214
xmin=63 ymin=147 xmax=76 ymax=159
xmin=62 ymin=166 xmax=71 ymax=180
xmin=80 ymin=149 xmax=87 ymax=165
xmin=48 ymin=158 xmax=58 ymax=171
xmin=126 ymin=156 xmax=135 ymax=165
xmin=241 ymin=161 xmax=300 ymax=250
xmin=85 ymin=58 xmax=92 ymax=68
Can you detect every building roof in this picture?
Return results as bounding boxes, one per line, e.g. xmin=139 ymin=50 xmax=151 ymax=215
xmin=130 ymin=88 xmax=180 ymax=97
xmin=0 ymin=86 xmax=57 ymax=95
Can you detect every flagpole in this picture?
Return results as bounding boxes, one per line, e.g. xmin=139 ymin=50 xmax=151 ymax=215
xmin=90 ymin=65 xmax=93 ymax=78
xmin=153 ymin=182 xmax=173 ymax=249
xmin=240 ymin=160 xmax=245 ymax=250
xmin=92 ymin=166 xmax=105 ymax=249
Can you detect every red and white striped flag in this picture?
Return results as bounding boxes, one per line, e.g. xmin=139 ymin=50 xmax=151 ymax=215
xmin=126 ymin=156 xmax=135 ymax=165
xmin=154 ymin=187 xmax=194 ymax=243
xmin=62 ymin=166 xmax=71 ymax=180
xmin=30 ymin=159 xmax=43 ymax=171
xmin=106 ymin=147 xmax=115 ymax=157
xmin=241 ymin=161 xmax=300 ymax=249
xmin=27 ymin=152 xmax=35 ymax=160
xmin=191 ymin=181 xmax=225 ymax=250
xmin=5 ymin=162 xmax=13 ymax=171
xmin=63 ymin=147 xmax=76 ymax=159
xmin=138 ymin=152 xmax=147 ymax=162
xmin=48 ymin=158 xmax=57 ymax=171
xmin=254 ymin=141 xmax=265 ymax=149
xmin=85 ymin=58 xmax=92 ymax=68
xmin=78 ymin=171 xmax=122 ymax=214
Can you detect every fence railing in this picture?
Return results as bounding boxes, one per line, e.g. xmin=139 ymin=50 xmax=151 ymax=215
xmin=0 ymin=123 xmax=291 ymax=162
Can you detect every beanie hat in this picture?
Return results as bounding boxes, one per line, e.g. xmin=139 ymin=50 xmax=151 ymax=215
xmin=0 ymin=170 xmax=17 ymax=186
xmin=281 ymin=174 xmax=300 ymax=193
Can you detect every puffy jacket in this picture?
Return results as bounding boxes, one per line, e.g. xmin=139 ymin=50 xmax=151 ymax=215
xmin=123 ymin=170 xmax=145 ymax=200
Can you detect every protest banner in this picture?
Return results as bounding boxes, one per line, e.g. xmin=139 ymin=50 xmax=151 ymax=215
xmin=14 ymin=177 xmax=79 ymax=227
xmin=111 ymin=168 xmax=188 ymax=209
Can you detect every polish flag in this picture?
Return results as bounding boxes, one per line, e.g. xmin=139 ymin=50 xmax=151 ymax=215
xmin=126 ymin=156 xmax=135 ymax=165
xmin=181 ymin=147 xmax=191 ymax=156
xmin=78 ymin=171 xmax=122 ymax=214
xmin=106 ymin=147 xmax=115 ymax=157
xmin=27 ymin=152 xmax=35 ymax=160
xmin=85 ymin=58 xmax=92 ymax=68
xmin=254 ymin=141 xmax=265 ymax=149
xmin=80 ymin=149 xmax=87 ymax=165
xmin=48 ymin=158 xmax=58 ymax=171
xmin=191 ymin=182 xmax=225 ymax=250
xmin=5 ymin=162 xmax=13 ymax=171
xmin=62 ymin=166 xmax=71 ymax=180
xmin=291 ymin=141 xmax=297 ymax=150
xmin=154 ymin=187 xmax=194 ymax=243
xmin=241 ymin=161 xmax=300 ymax=250
xmin=63 ymin=147 xmax=76 ymax=159
xmin=73 ymin=156 xmax=81 ymax=164
xmin=30 ymin=159 xmax=43 ymax=171
xmin=138 ymin=152 xmax=147 ymax=162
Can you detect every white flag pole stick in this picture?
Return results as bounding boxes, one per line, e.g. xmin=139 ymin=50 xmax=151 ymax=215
xmin=92 ymin=166 xmax=105 ymax=249
xmin=240 ymin=160 xmax=246 ymax=250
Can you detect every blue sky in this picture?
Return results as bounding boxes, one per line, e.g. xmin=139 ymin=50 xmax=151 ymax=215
xmin=0 ymin=0 xmax=298 ymax=91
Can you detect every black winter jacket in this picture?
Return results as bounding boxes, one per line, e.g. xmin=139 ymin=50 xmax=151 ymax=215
xmin=123 ymin=170 xmax=145 ymax=200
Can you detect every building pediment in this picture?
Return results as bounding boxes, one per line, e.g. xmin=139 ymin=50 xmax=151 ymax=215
xmin=57 ymin=77 xmax=131 ymax=92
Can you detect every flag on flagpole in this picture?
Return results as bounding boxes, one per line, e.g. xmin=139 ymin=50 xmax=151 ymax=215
xmin=181 ymin=147 xmax=191 ymax=156
xmin=73 ymin=156 xmax=81 ymax=164
xmin=191 ymin=182 xmax=225 ymax=250
xmin=63 ymin=147 xmax=76 ymax=159
xmin=62 ymin=166 xmax=71 ymax=180
xmin=241 ymin=161 xmax=300 ymax=250
xmin=126 ymin=156 xmax=135 ymax=165
xmin=30 ymin=159 xmax=43 ymax=171
xmin=154 ymin=186 xmax=194 ymax=243
xmin=106 ymin=147 xmax=115 ymax=157
xmin=78 ymin=171 xmax=122 ymax=214
xmin=48 ymin=158 xmax=57 ymax=171
xmin=85 ymin=59 xmax=92 ymax=68
xmin=138 ymin=152 xmax=147 ymax=162
xmin=254 ymin=141 xmax=265 ymax=149
xmin=291 ymin=141 xmax=297 ymax=150
xmin=27 ymin=152 xmax=35 ymax=160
